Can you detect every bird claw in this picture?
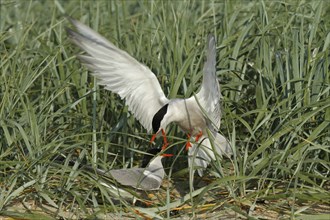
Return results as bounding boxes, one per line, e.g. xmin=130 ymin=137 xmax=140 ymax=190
xmin=150 ymin=133 xmax=157 ymax=143
xmin=195 ymin=131 xmax=203 ymax=142
xmin=185 ymin=131 xmax=203 ymax=150
xmin=185 ymin=141 xmax=192 ymax=150
xmin=161 ymin=129 xmax=169 ymax=150
xmin=151 ymin=129 xmax=169 ymax=150
xmin=161 ymin=142 xmax=169 ymax=150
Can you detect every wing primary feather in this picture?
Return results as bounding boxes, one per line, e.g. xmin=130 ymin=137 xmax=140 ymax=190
xmin=196 ymin=34 xmax=221 ymax=130
xmin=66 ymin=18 xmax=169 ymax=132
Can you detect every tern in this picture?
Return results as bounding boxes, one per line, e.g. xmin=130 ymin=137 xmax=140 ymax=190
xmin=66 ymin=18 xmax=232 ymax=176
xmin=110 ymin=148 xmax=170 ymax=190
xmin=92 ymin=148 xmax=171 ymax=191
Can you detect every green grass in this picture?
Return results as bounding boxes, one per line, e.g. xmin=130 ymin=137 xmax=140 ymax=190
xmin=1 ymin=0 xmax=329 ymax=219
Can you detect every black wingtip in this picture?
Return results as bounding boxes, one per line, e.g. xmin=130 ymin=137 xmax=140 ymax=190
xmin=65 ymin=15 xmax=76 ymax=25
xmin=65 ymin=15 xmax=79 ymax=37
xmin=65 ymin=15 xmax=84 ymax=32
xmin=65 ymin=27 xmax=81 ymax=42
xmin=65 ymin=27 xmax=74 ymax=36
xmin=207 ymin=33 xmax=215 ymax=39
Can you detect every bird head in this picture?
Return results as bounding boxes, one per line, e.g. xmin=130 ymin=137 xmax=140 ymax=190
xmin=141 ymin=147 xmax=173 ymax=168
xmin=152 ymin=103 xmax=170 ymax=134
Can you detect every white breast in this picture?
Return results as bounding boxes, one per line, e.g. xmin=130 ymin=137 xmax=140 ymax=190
xmin=169 ymin=98 xmax=206 ymax=135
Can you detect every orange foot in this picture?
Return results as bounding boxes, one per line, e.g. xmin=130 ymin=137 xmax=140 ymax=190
xmin=161 ymin=129 xmax=169 ymax=150
xmin=185 ymin=133 xmax=192 ymax=150
xmin=185 ymin=131 xmax=203 ymax=150
xmin=150 ymin=129 xmax=169 ymax=150
xmin=195 ymin=130 xmax=203 ymax=142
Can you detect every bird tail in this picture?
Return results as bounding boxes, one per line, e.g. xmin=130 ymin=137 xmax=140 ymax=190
xmin=188 ymin=132 xmax=232 ymax=176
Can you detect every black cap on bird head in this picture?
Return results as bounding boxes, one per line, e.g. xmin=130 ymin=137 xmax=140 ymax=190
xmin=141 ymin=148 xmax=162 ymax=168
xmin=152 ymin=104 xmax=169 ymax=133
xmin=141 ymin=147 xmax=174 ymax=168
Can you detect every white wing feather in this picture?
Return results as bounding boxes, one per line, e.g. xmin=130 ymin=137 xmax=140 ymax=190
xmin=188 ymin=133 xmax=232 ymax=176
xmin=196 ymin=34 xmax=221 ymax=129
xmin=110 ymin=168 xmax=162 ymax=190
xmin=190 ymin=35 xmax=232 ymax=176
xmin=67 ymin=18 xmax=168 ymax=132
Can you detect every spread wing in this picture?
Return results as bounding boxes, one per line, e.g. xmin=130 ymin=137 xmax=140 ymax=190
xmin=110 ymin=168 xmax=162 ymax=190
xmin=196 ymin=34 xmax=221 ymax=130
xmin=66 ymin=18 xmax=169 ymax=132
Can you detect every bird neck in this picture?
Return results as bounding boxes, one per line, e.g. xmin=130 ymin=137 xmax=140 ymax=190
xmin=146 ymin=156 xmax=165 ymax=179
xmin=166 ymin=99 xmax=191 ymax=122
xmin=148 ymin=156 xmax=163 ymax=168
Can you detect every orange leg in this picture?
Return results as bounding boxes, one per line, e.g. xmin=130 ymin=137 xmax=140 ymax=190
xmin=185 ymin=131 xmax=203 ymax=150
xmin=150 ymin=133 xmax=157 ymax=143
xmin=161 ymin=129 xmax=168 ymax=150
xmin=185 ymin=133 xmax=192 ymax=150
xmin=151 ymin=129 xmax=168 ymax=150
xmin=195 ymin=131 xmax=203 ymax=142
